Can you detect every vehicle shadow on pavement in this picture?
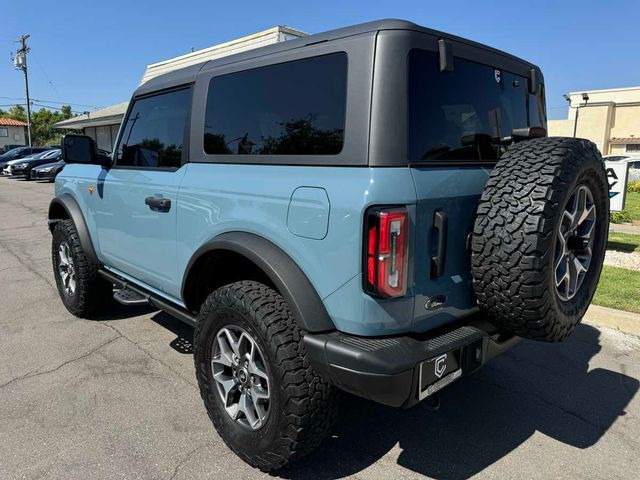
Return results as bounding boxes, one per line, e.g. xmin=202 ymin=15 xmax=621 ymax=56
xmin=91 ymin=301 xmax=157 ymax=322
xmin=279 ymin=324 xmax=639 ymax=480
xmin=151 ymin=311 xmax=194 ymax=354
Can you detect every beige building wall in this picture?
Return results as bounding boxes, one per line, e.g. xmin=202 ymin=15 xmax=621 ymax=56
xmin=547 ymin=86 xmax=640 ymax=155
xmin=0 ymin=125 xmax=26 ymax=148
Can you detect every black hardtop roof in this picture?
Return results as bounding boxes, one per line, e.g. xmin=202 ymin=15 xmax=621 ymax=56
xmin=135 ymin=19 xmax=539 ymax=96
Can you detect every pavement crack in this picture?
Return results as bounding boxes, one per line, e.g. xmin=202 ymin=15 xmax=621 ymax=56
xmin=0 ymin=235 xmax=56 ymax=290
xmin=0 ymin=334 xmax=121 ymax=390
xmin=168 ymin=444 xmax=207 ymax=480
xmin=102 ymin=323 xmax=197 ymax=389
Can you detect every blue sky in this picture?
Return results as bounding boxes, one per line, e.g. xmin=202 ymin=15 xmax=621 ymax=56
xmin=1 ymin=0 xmax=638 ymax=119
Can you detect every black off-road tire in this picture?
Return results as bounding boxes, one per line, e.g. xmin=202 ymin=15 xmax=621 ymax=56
xmin=194 ymin=280 xmax=339 ymax=471
xmin=52 ymin=219 xmax=112 ymax=317
xmin=471 ymin=137 xmax=609 ymax=341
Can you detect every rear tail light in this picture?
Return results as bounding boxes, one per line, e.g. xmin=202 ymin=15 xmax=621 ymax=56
xmin=364 ymin=207 xmax=409 ymax=298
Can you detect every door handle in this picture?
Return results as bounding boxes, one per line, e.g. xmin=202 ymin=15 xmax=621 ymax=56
xmin=431 ymin=210 xmax=448 ymax=278
xmin=145 ymin=196 xmax=171 ymax=212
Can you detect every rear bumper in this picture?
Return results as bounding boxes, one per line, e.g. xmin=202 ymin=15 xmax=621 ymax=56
xmin=304 ymin=315 xmax=519 ymax=408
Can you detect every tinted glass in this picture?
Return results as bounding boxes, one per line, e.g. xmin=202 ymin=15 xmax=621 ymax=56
xmin=204 ymin=53 xmax=347 ymax=156
xmin=409 ymin=49 xmax=537 ymax=162
xmin=116 ymin=88 xmax=191 ymax=168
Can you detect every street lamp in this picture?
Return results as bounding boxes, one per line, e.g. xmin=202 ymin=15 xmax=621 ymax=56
xmin=564 ymin=92 xmax=590 ymax=138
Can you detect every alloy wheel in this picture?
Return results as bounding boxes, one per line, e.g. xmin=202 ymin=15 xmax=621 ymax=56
xmin=211 ymin=326 xmax=270 ymax=430
xmin=58 ymin=242 xmax=76 ymax=296
xmin=555 ymin=184 xmax=597 ymax=301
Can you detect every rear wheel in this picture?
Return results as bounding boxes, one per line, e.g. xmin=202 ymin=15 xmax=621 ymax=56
xmin=194 ymin=280 xmax=339 ymax=471
xmin=52 ymin=219 xmax=112 ymax=317
xmin=471 ymin=137 xmax=609 ymax=341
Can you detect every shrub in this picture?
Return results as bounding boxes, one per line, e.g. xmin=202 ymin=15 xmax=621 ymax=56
xmin=611 ymin=210 xmax=632 ymax=224
xmin=628 ymin=181 xmax=640 ymax=193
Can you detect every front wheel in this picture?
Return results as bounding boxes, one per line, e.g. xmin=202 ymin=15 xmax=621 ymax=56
xmin=52 ymin=219 xmax=112 ymax=317
xmin=194 ymin=281 xmax=339 ymax=471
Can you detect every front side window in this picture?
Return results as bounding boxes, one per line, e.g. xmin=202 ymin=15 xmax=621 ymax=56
xmin=115 ymin=87 xmax=191 ymax=169
xmin=408 ymin=49 xmax=539 ymax=162
xmin=204 ymin=53 xmax=347 ymax=156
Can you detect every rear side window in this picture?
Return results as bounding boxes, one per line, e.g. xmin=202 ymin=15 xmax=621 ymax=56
xmin=115 ymin=87 xmax=191 ymax=169
xmin=408 ymin=49 xmax=539 ymax=162
xmin=204 ymin=53 xmax=347 ymax=156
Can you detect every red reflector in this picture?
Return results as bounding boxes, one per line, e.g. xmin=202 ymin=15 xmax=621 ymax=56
xmin=364 ymin=207 xmax=409 ymax=298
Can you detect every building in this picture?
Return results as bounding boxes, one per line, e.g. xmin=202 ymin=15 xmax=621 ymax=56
xmin=0 ymin=118 xmax=27 ymax=149
xmin=547 ymin=86 xmax=640 ymax=155
xmin=54 ymin=26 xmax=306 ymax=152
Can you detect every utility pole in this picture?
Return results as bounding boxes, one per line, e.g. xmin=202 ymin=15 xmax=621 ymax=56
xmin=13 ymin=35 xmax=32 ymax=146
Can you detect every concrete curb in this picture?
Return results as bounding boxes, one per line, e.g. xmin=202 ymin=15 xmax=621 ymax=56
xmin=583 ymin=304 xmax=640 ymax=337
xmin=609 ymin=224 xmax=640 ymax=235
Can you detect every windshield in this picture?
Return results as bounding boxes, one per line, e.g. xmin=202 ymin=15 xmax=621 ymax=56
xmin=408 ymin=49 xmax=546 ymax=162
xmin=0 ymin=147 xmax=26 ymax=158
xmin=41 ymin=149 xmax=60 ymax=159
xmin=32 ymin=150 xmax=52 ymax=159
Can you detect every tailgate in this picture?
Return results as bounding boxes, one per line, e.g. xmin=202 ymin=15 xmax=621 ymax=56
xmin=410 ymin=166 xmax=490 ymax=332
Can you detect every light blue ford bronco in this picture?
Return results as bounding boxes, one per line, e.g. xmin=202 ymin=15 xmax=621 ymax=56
xmin=49 ymin=20 xmax=609 ymax=471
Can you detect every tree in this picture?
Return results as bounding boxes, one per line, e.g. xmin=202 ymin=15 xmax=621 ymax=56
xmin=6 ymin=105 xmax=26 ymax=122
xmin=0 ymin=104 xmax=76 ymax=146
xmin=258 ymin=115 xmax=343 ymax=155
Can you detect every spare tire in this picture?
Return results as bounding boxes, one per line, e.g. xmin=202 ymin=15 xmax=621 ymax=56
xmin=471 ymin=137 xmax=609 ymax=341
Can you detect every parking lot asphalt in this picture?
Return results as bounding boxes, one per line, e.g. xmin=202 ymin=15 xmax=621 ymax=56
xmin=1 ymin=176 xmax=639 ymax=480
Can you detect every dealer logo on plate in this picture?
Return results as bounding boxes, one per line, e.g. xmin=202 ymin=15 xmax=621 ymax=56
xmin=434 ymin=354 xmax=448 ymax=378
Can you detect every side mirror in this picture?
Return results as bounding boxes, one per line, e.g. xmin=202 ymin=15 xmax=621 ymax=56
xmin=61 ymin=134 xmax=111 ymax=167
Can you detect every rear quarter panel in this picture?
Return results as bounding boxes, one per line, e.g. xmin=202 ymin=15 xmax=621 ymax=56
xmin=176 ymin=163 xmax=418 ymax=335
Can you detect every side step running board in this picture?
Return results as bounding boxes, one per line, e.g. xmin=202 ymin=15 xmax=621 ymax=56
xmin=114 ymin=288 xmax=148 ymax=306
xmin=99 ymin=269 xmax=197 ymax=327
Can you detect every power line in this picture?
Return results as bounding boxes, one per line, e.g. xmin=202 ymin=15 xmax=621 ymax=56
xmin=31 ymin=103 xmax=85 ymax=114
xmin=0 ymin=96 xmax=102 ymax=109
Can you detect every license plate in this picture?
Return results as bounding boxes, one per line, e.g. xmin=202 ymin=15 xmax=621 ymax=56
xmin=418 ymin=348 xmax=462 ymax=400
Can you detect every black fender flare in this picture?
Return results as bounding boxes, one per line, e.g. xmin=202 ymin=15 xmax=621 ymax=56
xmin=48 ymin=193 xmax=99 ymax=264
xmin=182 ymin=232 xmax=335 ymax=333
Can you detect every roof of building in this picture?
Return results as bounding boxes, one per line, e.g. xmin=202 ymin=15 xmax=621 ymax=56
xmin=569 ymin=85 xmax=640 ymax=95
xmin=0 ymin=118 xmax=28 ymax=127
xmin=610 ymin=137 xmax=640 ymax=144
xmin=53 ymin=102 xmax=129 ymax=130
xmin=140 ymin=26 xmax=307 ymax=84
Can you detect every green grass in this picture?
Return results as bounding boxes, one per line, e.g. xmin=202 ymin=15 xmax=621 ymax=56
xmin=593 ymin=265 xmax=640 ymax=313
xmin=607 ymin=231 xmax=640 ymax=253
xmin=611 ymin=191 xmax=640 ymax=224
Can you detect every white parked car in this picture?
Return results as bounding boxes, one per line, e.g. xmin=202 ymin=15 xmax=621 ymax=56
xmin=617 ymin=157 xmax=640 ymax=182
